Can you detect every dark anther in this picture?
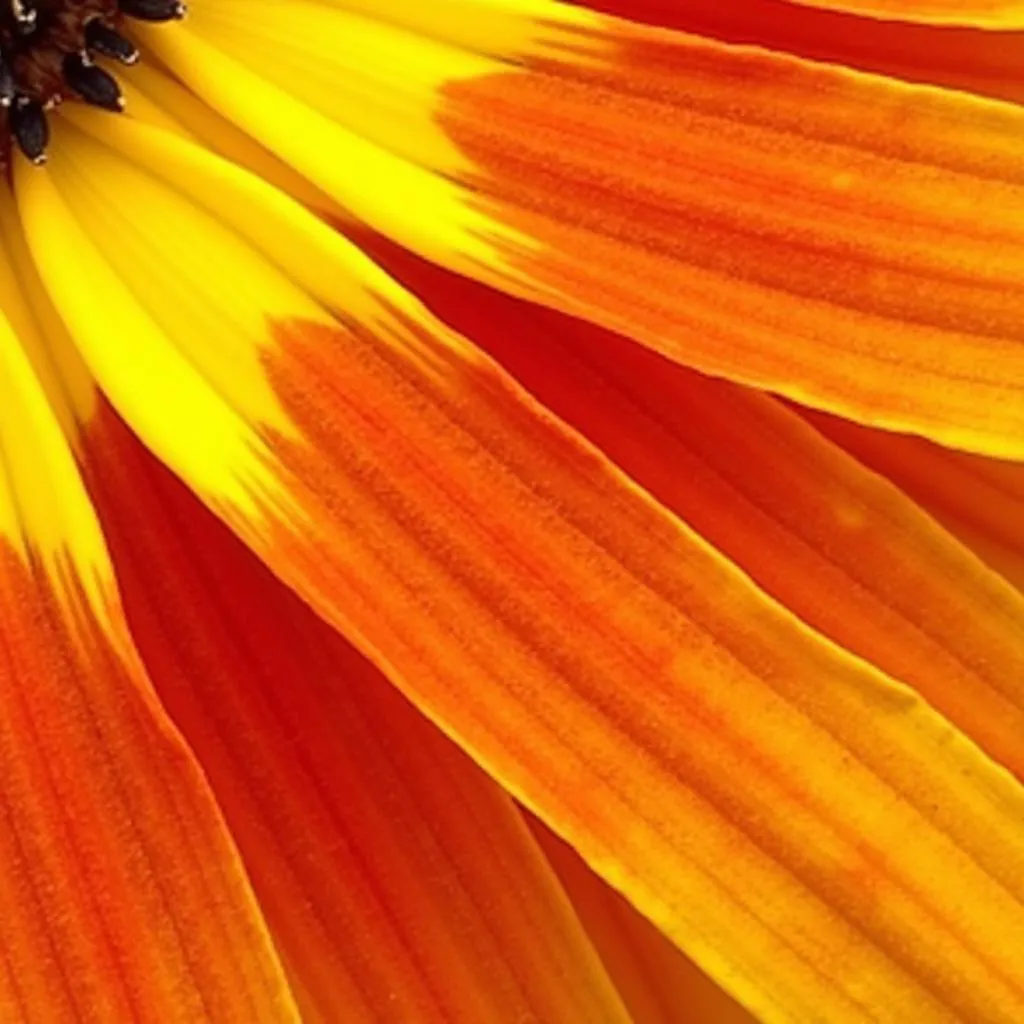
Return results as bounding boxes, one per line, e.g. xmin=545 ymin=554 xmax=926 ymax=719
xmin=10 ymin=0 xmax=36 ymax=36
xmin=118 ymin=0 xmax=187 ymax=21
xmin=63 ymin=52 xmax=124 ymax=111
xmin=1 ymin=0 xmax=186 ymax=165
xmin=10 ymin=95 xmax=47 ymax=163
xmin=85 ymin=19 xmax=138 ymax=65
xmin=0 ymin=53 xmax=13 ymax=108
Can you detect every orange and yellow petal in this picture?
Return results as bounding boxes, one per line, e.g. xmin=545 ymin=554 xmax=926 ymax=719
xmin=25 ymin=110 xmax=1024 ymax=1023
xmin=531 ymin=820 xmax=756 ymax=1024
xmin=144 ymin=0 xmax=1024 ymax=459
xmin=0 ymin=230 xmax=296 ymax=1020
xmin=82 ymin=404 xmax=630 ymax=1024
xmin=362 ymin=236 xmax=1024 ymax=780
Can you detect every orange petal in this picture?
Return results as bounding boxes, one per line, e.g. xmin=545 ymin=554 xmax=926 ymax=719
xmin=81 ymin=403 xmax=630 ymax=1024
xmin=530 ymin=819 xmax=756 ymax=1024
xmin=0 ymin=554 xmax=299 ymax=1021
xmin=0 ymin=301 xmax=295 ymax=1020
xmin=808 ymin=410 xmax=1024 ymax=588
xmin=359 ymin=233 xmax=1024 ymax=780
xmin=31 ymin=112 xmax=1024 ymax=1022
xmin=254 ymin=306 xmax=1024 ymax=1021
xmin=435 ymin=22 xmax=1024 ymax=459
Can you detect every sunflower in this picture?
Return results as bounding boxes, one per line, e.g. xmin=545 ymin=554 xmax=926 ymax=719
xmin=1 ymin=0 xmax=1022 ymax=1021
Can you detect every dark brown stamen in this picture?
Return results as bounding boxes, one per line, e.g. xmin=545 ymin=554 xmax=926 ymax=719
xmin=0 ymin=0 xmax=185 ymax=166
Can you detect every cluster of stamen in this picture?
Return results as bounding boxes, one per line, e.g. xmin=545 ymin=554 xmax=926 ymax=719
xmin=0 ymin=0 xmax=185 ymax=165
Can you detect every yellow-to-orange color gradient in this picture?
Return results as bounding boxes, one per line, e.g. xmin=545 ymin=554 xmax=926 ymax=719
xmin=0 ymin=1 xmax=1022 ymax=1022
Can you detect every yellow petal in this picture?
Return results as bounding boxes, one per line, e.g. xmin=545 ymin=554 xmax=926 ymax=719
xmin=146 ymin=1 xmax=1024 ymax=458
xmin=0 ymin=185 xmax=94 ymax=440
xmin=120 ymin=58 xmax=343 ymax=215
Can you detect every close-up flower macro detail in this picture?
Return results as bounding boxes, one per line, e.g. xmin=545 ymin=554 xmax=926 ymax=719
xmin=1 ymin=0 xmax=1023 ymax=1021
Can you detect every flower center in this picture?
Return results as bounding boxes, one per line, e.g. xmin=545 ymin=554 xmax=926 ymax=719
xmin=0 ymin=0 xmax=185 ymax=165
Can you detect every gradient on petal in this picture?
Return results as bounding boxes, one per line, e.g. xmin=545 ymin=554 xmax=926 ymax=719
xmin=146 ymin=0 xmax=1024 ymax=458
xmin=81 ymin=402 xmax=631 ymax=1024
xmin=259 ymin=296 xmax=1024 ymax=1024
xmin=0 ymin=285 xmax=296 ymax=1021
xmin=26 ymin=107 xmax=1024 ymax=1024
xmin=435 ymin=24 xmax=1024 ymax=458
xmin=358 ymin=234 xmax=1024 ymax=780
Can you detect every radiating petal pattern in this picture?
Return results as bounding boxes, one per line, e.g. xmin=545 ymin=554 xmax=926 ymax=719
xmin=144 ymin=0 xmax=1024 ymax=457
xmin=82 ymin=402 xmax=630 ymax=1024
xmin=22 ymin=108 xmax=1024 ymax=1023
xmin=120 ymin=59 xmax=344 ymax=216
xmin=0 ymin=226 xmax=296 ymax=1021
xmin=358 ymin=235 xmax=1024 ymax=780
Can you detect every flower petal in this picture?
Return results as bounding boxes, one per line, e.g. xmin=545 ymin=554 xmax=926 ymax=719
xmin=568 ymin=1 xmax=1024 ymax=117
xmin=0 ymin=246 xmax=296 ymax=1019
xmin=81 ymin=402 xmax=630 ymax=1024
xmin=785 ymin=0 xmax=1024 ymax=26
xmin=119 ymin=59 xmax=344 ymax=216
xmin=145 ymin=1 xmax=1024 ymax=458
xmin=359 ymin=234 xmax=1024 ymax=780
xmin=808 ymin=411 xmax=1024 ymax=589
xmin=24 ymin=113 xmax=1024 ymax=1023
xmin=531 ymin=820 xmax=756 ymax=1024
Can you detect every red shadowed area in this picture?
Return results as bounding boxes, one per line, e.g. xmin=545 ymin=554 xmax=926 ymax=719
xmin=348 ymin=228 xmax=1024 ymax=782
xmin=81 ymin=402 xmax=629 ymax=1024
xmin=570 ymin=0 xmax=1024 ymax=103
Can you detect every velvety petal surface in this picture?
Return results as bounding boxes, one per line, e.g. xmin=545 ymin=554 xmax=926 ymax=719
xmin=0 ymin=189 xmax=297 ymax=1022
xmin=358 ymin=235 xmax=1024 ymax=780
xmin=530 ymin=820 xmax=757 ymax=1024
xmin=143 ymin=0 xmax=1024 ymax=458
xmin=81 ymin=400 xmax=630 ymax=1024
xmin=807 ymin=411 xmax=1024 ymax=590
xmin=21 ymin=109 xmax=1024 ymax=1024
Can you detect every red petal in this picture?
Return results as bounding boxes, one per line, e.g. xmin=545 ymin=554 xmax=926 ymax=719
xmin=570 ymin=0 xmax=1024 ymax=104
xmin=81 ymin=404 xmax=630 ymax=1024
